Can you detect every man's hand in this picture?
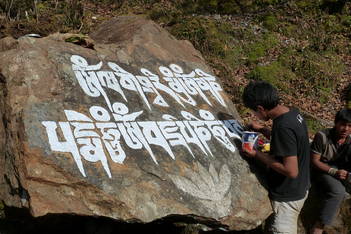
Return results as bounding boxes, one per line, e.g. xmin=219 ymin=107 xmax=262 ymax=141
xmin=336 ymin=169 xmax=348 ymax=180
xmin=247 ymin=121 xmax=264 ymax=132
xmin=242 ymin=146 xmax=257 ymax=158
xmin=246 ymin=121 xmax=271 ymax=139
xmin=242 ymin=144 xmax=299 ymax=178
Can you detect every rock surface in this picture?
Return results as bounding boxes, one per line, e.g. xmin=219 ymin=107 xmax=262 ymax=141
xmin=0 ymin=16 xmax=271 ymax=231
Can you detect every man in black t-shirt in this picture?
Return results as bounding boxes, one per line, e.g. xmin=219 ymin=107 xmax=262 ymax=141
xmin=242 ymin=81 xmax=310 ymax=234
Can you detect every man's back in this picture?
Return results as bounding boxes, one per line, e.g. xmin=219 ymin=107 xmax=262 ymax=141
xmin=268 ymin=108 xmax=310 ymax=201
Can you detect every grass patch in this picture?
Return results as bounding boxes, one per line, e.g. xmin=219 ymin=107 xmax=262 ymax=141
xmin=244 ymin=32 xmax=280 ymax=64
xmin=246 ymin=61 xmax=296 ymax=92
xmin=262 ymin=14 xmax=279 ymax=30
xmin=278 ymin=46 xmax=344 ymax=99
xmin=169 ymin=17 xmax=241 ymax=59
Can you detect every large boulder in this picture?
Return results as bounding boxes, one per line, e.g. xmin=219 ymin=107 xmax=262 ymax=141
xmin=0 ymin=16 xmax=271 ymax=231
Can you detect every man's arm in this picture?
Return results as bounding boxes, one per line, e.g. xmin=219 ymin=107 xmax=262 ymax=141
xmin=244 ymin=123 xmax=299 ymax=177
xmin=311 ymin=152 xmax=348 ymax=180
xmin=310 ymin=152 xmax=330 ymax=173
xmin=251 ymin=150 xmax=298 ymax=178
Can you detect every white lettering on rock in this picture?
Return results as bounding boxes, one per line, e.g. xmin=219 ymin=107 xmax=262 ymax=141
xmin=41 ymin=55 xmax=244 ymax=178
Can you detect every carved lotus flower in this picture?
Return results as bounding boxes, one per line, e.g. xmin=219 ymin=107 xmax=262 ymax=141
xmin=171 ymin=162 xmax=232 ymax=218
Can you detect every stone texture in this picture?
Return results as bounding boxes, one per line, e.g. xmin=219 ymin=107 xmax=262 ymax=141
xmin=0 ymin=16 xmax=271 ymax=231
xmin=0 ymin=36 xmax=17 ymax=52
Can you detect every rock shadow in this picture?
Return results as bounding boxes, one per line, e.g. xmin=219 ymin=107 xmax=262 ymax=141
xmin=0 ymin=206 xmax=264 ymax=234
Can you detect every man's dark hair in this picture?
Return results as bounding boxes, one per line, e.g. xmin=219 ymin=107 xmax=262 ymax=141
xmin=242 ymin=80 xmax=279 ymax=111
xmin=335 ymin=108 xmax=351 ymax=124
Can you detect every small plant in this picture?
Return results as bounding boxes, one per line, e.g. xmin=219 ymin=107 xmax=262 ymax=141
xmin=0 ymin=0 xmax=34 ymax=20
xmin=341 ymin=15 xmax=351 ymax=26
xmin=262 ymin=14 xmax=278 ymax=30
xmin=63 ymin=0 xmax=84 ymax=29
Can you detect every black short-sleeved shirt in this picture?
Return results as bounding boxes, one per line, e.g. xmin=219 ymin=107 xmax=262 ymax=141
xmin=268 ymin=108 xmax=311 ymax=202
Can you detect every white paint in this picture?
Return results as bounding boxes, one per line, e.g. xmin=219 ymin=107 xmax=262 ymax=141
xmin=111 ymin=102 xmax=143 ymax=122
xmin=65 ymin=110 xmax=93 ymax=122
xmin=71 ymin=57 xmax=114 ymax=112
xmin=140 ymin=68 xmax=185 ymax=108
xmin=76 ymin=137 xmax=111 ymax=178
xmin=195 ymin=68 xmax=226 ymax=107
xmin=157 ymin=120 xmax=194 ymax=158
xmin=42 ymin=121 xmax=86 ymax=177
xmin=72 ymin=55 xmax=227 ymax=109
xmin=42 ymin=107 xmax=241 ymax=178
xmin=89 ymin=106 xmax=111 ymax=121
xmin=41 ymin=55 xmax=244 ymax=178
xmin=108 ymin=61 xmax=151 ymax=110
xmin=170 ymin=162 xmax=232 ymax=218
xmin=138 ymin=121 xmax=175 ymax=160
xmin=97 ymin=70 xmax=127 ymax=102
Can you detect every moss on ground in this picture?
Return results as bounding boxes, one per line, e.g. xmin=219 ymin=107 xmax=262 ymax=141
xmin=246 ymin=61 xmax=296 ymax=92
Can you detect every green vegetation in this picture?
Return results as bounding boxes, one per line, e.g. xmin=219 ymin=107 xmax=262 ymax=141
xmin=169 ymin=18 xmax=237 ymax=58
xmin=247 ymin=61 xmax=296 ymax=92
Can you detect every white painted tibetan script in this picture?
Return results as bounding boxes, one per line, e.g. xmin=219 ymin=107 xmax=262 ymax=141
xmin=70 ymin=55 xmax=227 ymax=110
xmin=41 ymin=55 xmax=243 ymax=178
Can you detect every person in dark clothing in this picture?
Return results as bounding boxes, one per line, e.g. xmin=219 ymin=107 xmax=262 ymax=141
xmin=242 ymin=80 xmax=310 ymax=234
xmin=310 ymin=108 xmax=351 ymax=234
